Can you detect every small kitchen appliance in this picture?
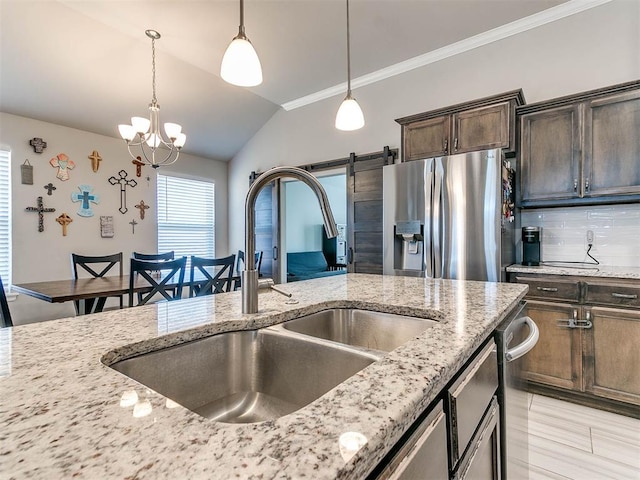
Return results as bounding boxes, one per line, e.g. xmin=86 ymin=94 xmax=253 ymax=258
xmin=522 ymin=226 xmax=542 ymax=266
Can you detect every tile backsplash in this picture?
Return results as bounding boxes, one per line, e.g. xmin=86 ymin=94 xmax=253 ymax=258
xmin=520 ymin=204 xmax=640 ymax=268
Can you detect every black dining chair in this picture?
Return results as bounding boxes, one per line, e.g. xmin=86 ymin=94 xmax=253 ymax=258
xmin=189 ymin=254 xmax=236 ymax=297
xmin=233 ymin=250 xmax=264 ymax=291
xmin=129 ymin=256 xmax=187 ymax=307
xmin=0 ymin=276 xmax=13 ymax=328
xmin=71 ymin=252 xmax=124 ymax=313
xmin=132 ymin=251 xmax=175 ymax=261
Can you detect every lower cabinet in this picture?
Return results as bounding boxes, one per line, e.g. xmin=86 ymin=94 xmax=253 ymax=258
xmin=511 ymin=273 xmax=640 ymax=415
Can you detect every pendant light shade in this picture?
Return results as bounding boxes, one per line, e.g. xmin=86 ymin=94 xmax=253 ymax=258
xmin=221 ymin=0 xmax=263 ymax=87
xmin=335 ymin=0 xmax=364 ymax=131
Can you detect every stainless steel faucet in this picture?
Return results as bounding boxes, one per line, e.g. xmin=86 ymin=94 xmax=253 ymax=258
xmin=242 ymin=166 xmax=339 ymax=313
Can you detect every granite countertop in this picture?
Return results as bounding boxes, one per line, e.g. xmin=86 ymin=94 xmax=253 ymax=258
xmin=506 ymin=264 xmax=640 ymax=280
xmin=0 ymin=274 xmax=527 ymax=479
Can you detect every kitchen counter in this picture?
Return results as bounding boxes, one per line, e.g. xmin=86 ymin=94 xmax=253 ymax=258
xmin=506 ymin=264 xmax=640 ymax=280
xmin=0 ymin=274 xmax=527 ymax=479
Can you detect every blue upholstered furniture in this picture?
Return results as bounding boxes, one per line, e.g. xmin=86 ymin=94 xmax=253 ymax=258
xmin=286 ymin=251 xmax=346 ymax=282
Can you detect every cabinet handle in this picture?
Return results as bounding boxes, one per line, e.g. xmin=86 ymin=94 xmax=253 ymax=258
xmin=573 ymin=179 xmax=578 ymax=192
xmin=453 ymin=137 xmax=459 ymax=152
xmin=584 ymin=178 xmax=590 ymax=193
xmin=536 ymin=286 xmax=558 ymax=292
xmin=612 ymin=292 xmax=638 ymax=300
xmin=443 ymin=138 xmax=449 ymax=154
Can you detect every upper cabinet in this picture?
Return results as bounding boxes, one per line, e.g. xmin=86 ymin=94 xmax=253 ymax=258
xmin=396 ymin=90 xmax=525 ymax=162
xmin=518 ymin=80 xmax=640 ymax=208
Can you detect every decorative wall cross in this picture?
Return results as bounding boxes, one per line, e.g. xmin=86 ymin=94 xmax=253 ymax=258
xmin=29 ymin=137 xmax=47 ymax=153
xmin=44 ymin=183 xmax=56 ymax=196
xmin=108 ymin=170 xmax=137 ymax=214
xmin=56 ymin=213 xmax=73 ymax=236
xmin=135 ymin=200 xmax=150 ymax=220
xmin=26 ymin=196 xmax=56 ymax=232
xmin=50 ymin=153 xmax=75 ymax=181
xmin=71 ymin=185 xmax=100 ymax=217
xmin=129 ymin=219 xmax=138 ymax=234
xmin=88 ymin=150 xmax=102 ymax=172
xmin=132 ymin=157 xmax=145 ymax=177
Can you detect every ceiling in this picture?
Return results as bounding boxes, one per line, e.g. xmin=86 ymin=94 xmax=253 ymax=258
xmin=0 ymin=0 xmax=571 ymax=162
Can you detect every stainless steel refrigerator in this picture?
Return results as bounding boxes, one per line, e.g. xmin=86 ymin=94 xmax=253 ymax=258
xmin=383 ymin=148 xmax=515 ymax=282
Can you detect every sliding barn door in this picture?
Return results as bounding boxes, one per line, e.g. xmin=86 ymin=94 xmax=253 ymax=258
xmin=347 ymin=154 xmax=388 ymax=274
xmin=253 ymin=180 xmax=280 ymax=282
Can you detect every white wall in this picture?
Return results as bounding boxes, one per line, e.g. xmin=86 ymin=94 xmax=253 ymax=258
xmin=228 ymin=0 xmax=640 ymax=256
xmin=284 ymin=173 xmax=347 ymax=252
xmin=0 ymin=112 xmax=228 ymax=324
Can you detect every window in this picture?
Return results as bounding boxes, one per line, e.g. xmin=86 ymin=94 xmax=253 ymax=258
xmin=0 ymin=150 xmax=10 ymax=288
xmin=157 ymin=175 xmax=215 ymax=264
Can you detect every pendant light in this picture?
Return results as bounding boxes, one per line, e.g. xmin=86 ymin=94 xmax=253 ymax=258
xmin=118 ymin=30 xmax=186 ymax=169
xmin=221 ymin=0 xmax=263 ymax=87
xmin=335 ymin=0 xmax=364 ymax=131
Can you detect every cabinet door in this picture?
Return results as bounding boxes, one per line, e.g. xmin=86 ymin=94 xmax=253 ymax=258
xmin=519 ymin=105 xmax=582 ymax=203
xmin=403 ymin=115 xmax=450 ymax=161
xmin=583 ymin=307 xmax=640 ymax=406
xmin=453 ymin=102 xmax=510 ymax=154
xmin=521 ymin=301 xmax=583 ymax=391
xmin=584 ymin=90 xmax=640 ymax=197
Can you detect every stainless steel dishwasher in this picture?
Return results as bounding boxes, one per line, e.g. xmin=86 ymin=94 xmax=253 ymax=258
xmin=495 ymin=302 xmax=540 ymax=480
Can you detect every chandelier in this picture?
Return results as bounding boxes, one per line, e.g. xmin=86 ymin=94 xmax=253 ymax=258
xmin=335 ymin=0 xmax=364 ymax=131
xmin=118 ymin=30 xmax=186 ymax=169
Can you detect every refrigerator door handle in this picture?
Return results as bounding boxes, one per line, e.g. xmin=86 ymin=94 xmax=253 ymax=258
xmin=506 ymin=316 xmax=539 ymax=362
xmin=432 ymin=160 xmax=442 ymax=278
xmin=425 ymin=161 xmax=434 ymax=278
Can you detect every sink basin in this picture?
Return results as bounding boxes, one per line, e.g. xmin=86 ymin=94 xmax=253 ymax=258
xmin=280 ymin=309 xmax=437 ymax=352
xmin=108 ymin=329 xmax=378 ymax=423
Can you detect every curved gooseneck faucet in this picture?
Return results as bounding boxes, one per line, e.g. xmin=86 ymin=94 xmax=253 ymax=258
xmin=242 ymin=166 xmax=339 ymax=313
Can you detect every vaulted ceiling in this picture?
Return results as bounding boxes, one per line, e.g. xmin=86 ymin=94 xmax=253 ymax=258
xmin=1 ymin=0 xmax=571 ymax=161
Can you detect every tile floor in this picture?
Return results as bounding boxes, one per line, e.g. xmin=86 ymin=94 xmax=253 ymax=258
xmin=527 ymin=394 xmax=640 ymax=480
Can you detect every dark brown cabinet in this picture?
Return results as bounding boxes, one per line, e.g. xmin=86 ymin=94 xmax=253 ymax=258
xmin=510 ymin=273 xmax=640 ymax=417
xmin=396 ymin=90 xmax=524 ymax=162
xmin=518 ymin=80 xmax=640 ymax=208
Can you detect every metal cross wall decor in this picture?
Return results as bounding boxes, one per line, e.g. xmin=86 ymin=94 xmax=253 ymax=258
xmin=26 ymin=196 xmax=56 ymax=232
xmin=71 ymin=185 xmax=100 ymax=217
xmin=44 ymin=183 xmax=56 ymax=195
xmin=135 ymin=200 xmax=150 ymax=220
xmin=129 ymin=219 xmax=138 ymax=234
xmin=108 ymin=170 xmax=137 ymax=214
xmin=29 ymin=138 xmax=47 ymax=153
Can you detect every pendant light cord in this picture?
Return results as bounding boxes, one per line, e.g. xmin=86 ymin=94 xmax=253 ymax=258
xmin=151 ymin=36 xmax=157 ymax=106
xmin=346 ymin=0 xmax=352 ymax=95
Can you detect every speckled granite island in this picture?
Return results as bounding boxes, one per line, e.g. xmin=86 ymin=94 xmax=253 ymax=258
xmin=1 ymin=274 xmax=527 ymax=479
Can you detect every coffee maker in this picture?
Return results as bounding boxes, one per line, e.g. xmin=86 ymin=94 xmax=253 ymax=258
xmin=522 ymin=226 xmax=542 ymax=266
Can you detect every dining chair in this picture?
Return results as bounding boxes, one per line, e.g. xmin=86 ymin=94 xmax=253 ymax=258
xmin=129 ymin=256 xmax=187 ymax=307
xmin=71 ymin=252 xmax=124 ymax=313
xmin=0 ymin=276 xmax=13 ymax=328
xmin=233 ymin=250 xmax=264 ymax=291
xmin=189 ymin=254 xmax=236 ymax=297
xmin=132 ymin=251 xmax=175 ymax=261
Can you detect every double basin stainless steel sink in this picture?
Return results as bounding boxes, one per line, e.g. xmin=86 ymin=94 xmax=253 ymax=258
xmin=108 ymin=308 xmax=437 ymax=423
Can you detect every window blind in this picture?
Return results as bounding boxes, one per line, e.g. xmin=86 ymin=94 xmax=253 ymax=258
xmin=157 ymin=175 xmax=215 ymax=264
xmin=0 ymin=150 xmax=11 ymax=287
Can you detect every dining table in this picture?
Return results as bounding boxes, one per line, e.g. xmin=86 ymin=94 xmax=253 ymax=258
xmin=12 ymin=273 xmax=240 ymax=315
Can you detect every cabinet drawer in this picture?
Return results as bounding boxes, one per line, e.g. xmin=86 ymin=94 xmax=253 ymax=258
xmin=585 ymin=281 xmax=640 ymax=308
xmin=447 ymin=340 xmax=498 ymax=466
xmin=513 ymin=275 xmax=580 ymax=302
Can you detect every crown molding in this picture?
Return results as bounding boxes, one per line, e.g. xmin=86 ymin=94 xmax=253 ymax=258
xmin=281 ymin=0 xmax=612 ymax=111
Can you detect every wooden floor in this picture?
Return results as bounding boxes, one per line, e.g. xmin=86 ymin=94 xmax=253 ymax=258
xmin=527 ymin=394 xmax=640 ymax=480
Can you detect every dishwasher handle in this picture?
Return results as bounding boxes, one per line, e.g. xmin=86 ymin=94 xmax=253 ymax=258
xmin=505 ymin=316 xmax=539 ymax=362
